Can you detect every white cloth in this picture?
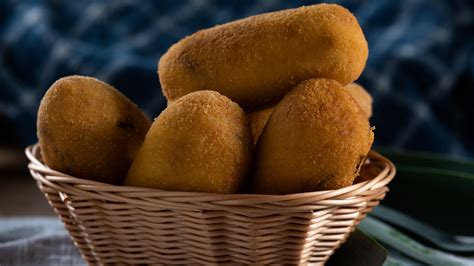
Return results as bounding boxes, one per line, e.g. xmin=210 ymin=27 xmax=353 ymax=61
xmin=0 ymin=217 xmax=84 ymax=266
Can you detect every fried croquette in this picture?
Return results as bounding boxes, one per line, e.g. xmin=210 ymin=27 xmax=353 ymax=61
xmin=253 ymin=79 xmax=374 ymax=194
xmin=37 ymin=75 xmax=151 ymax=184
xmin=248 ymin=85 xmax=372 ymax=149
xmin=125 ymin=91 xmax=252 ymax=194
xmin=246 ymin=84 xmax=372 ymax=149
xmin=159 ymin=4 xmax=368 ymax=108
xmin=246 ymin=106 xmax=274 ymax=147
xmin=345 ymin=83 xmax=373 ymax=118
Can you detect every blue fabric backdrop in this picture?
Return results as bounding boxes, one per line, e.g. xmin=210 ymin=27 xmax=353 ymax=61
xmin=1 ymin=0 xmax=473 ymax=157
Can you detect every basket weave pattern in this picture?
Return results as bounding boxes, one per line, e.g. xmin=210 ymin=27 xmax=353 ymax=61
xmin=26 ymin=144 xmax=395 ymax=265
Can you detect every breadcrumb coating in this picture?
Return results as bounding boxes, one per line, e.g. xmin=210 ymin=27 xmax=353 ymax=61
xmin=37 ymin=75 xmax=151 ymax=184
xmin=159 ymin=4 xmax=368 ymax=108
xmin=253 ymin=79 xmax=373 ymax=194
xmin=246 ymin=106 xmax=274 ymax=147
xmin=344 ymin=83 xmax=373 ymax=118
xmin=125 ymin=91 xmax=252 ymax=194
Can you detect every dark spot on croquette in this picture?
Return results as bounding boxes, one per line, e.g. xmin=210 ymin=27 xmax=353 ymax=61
xmin=116 ymin=121 xmax=134 ymax=129
xmin=38 ymin=126 xmax=48 ymax=137
xmin=180 ymin=54 xmax=199 ymax=73
xmin=307 ymin=173 xmax=333 ymax=191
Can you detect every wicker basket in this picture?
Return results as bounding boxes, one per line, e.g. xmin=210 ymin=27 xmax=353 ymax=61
xmin=26 ymin=144 xmax=395 ymax=265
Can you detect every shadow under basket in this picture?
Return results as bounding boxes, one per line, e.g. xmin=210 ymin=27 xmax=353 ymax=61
xmin=26 ymin=144 xmax=395 ymax=265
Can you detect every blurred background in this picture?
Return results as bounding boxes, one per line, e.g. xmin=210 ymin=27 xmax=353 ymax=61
xmin=1 ymin=0 xmax=473 ymax=157
xmin=0 ymin=0 xmax=473 ymax=264
xmin=1 ymin=0 xmax=473 ymax=205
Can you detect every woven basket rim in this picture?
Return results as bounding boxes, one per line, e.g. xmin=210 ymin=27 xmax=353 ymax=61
xmin=26 ymin=143 xmax=395 ymax=201
xmin=26 ymin=143 xmax=395 ymax=264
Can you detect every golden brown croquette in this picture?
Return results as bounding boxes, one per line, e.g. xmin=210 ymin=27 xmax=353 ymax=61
xmin=125 ymin=91 xmax=252 ymax=194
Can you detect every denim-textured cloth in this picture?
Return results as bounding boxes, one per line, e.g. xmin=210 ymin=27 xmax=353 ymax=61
xmin=0 ymin=218 xmax=84 ymax=265
xmin=1 ymin=0 xmax=473 ymax=158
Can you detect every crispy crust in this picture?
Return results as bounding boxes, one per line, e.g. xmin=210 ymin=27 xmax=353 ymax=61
xmin=37 ymin=75 xmax=151 ymax=184
xmin=344 ymin=83 xmax=373 ymax=118
xmin=125 ymin=91 xmax=252 ymax=194
xmin=246 ymin=106 xmax=274 ymax=147
xmin=253 ymin=79 xmax=374 ymax=194
xmin=158 ymin=4 xmax=368 ymax=108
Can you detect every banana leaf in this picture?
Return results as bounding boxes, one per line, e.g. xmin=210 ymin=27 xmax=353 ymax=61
xmin=327 ymin=229 xmax=387 ymax=266
xmin=359 ymin=217 xmax=474 ymax=265
xmin=376 ymin=148 xmax=474 ymax=235
xmin=377 ymin=147 xmax=474 ymax=175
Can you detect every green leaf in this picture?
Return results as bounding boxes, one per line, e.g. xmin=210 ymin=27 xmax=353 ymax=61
xmin=359 ymin=217 xmax=474 ymax=265
xmin=376 ymin=148 xmax=474 ymax=235
xmin=377 ymin=147 xmax=474 ymax=175
xmin=326 ymin=229 xmax=387 ymax=266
